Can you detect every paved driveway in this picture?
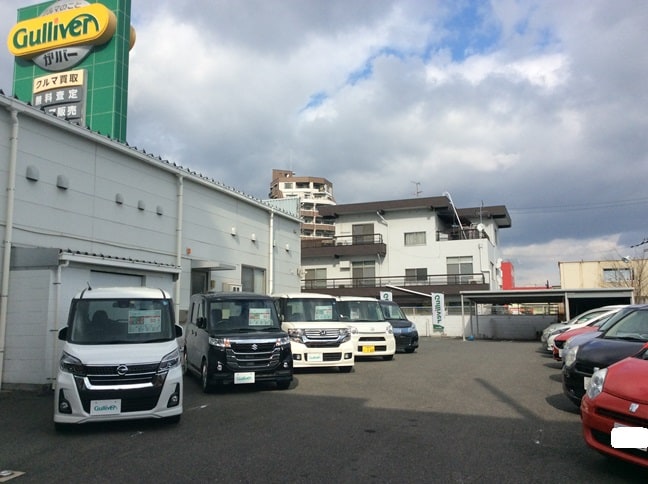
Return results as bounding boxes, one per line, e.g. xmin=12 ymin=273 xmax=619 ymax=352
xmin=0 ymin=338 xmax=646 ymax=483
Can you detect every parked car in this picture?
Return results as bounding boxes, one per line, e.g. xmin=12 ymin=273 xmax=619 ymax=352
xmin=54 ymin=287 xmax=183 ymax=430
xmin=563 ymin=305 xmax=648 ymax=407
xmin=184 ymin=292 xmax=293 ymax=392
xmin=273 ymin=293 xmax=354 ymax=372
xmin=337 ymin=296 xmax=396 ymax=360
xmin=541 ymin=305 xmax=627 ymax=351
xmin=581 ymin=343 xmax=648 ymax=468
xmin=551 ymin=307 xmax=627 ymax=360
xmin=379 ymin=300 xmax=419 ymax=353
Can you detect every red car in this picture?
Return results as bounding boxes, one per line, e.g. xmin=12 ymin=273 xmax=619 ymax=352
xmin=581 ymin=343 xmax=648 ymax=468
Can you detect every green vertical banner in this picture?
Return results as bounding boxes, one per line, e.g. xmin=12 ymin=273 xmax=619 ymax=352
xmin=8 ymin=0 xmax=134 ymax=142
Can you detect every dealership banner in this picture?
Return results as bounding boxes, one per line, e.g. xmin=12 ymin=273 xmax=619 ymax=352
xmin=432 ymin=293 xmax=445 ymax=329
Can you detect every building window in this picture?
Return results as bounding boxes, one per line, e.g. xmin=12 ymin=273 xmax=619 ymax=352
xmin=283 ymin=182 xmax=293 ymax=189
xmin=352 ymin=223 xmax=374 ymax=244
xmin=242 ymin=266 xmax=265 ymax=293
xmin=405 ymin=268 xmax=428 ymax=283
xmin=352 ymin=261 xmax=375 ymax=287
xmin=404 ymin=231 xmax=426 ymax=246
xmin=447 ymin=256 xmax=473 ymax=284
xmin=304 ymin=268 xmax=327 ymax=289
xmin=602 ymin=268 xmax=633 ymax=283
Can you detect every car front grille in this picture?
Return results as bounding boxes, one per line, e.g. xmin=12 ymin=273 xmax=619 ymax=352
xmin=75 ymin=362 xmax=164 ymax=413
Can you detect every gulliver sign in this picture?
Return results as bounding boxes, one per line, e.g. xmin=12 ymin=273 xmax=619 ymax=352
xmin=7 ymin=1 xmax=116 ymax=71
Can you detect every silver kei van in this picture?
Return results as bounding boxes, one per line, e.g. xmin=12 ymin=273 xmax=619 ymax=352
xmin=54 ymin=287 xmax=183 ymax=430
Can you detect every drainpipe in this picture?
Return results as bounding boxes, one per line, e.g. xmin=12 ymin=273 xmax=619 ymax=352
xmin=51 ymin=260 xmax=70 ymax=388
xmin=175 ymin=175 xmax=184 ymax=323
xmin=0 ymin=109 xmax=19 ymax=390
xmin=268 ymin=211 xmax=274 ymax=294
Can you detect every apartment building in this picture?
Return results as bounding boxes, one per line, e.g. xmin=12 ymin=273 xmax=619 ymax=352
xmin=559 ymin=258 xmax=647 ymax=303
xmin=300 ymin=196 xmax=511 ymax=309
xmin=269 ymin=169 xmax=336 ymax=238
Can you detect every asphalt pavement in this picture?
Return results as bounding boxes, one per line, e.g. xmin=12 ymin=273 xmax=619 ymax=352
xmin=1 ymin=338 xmax=647 ymax=483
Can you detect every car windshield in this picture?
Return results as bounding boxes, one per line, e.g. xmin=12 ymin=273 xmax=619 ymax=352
xmin=282 ymin=298 xmax=340 ymax=322
xmin=603 ymin=309 xmax=648 ymax=341
xmin=68 ymin=298 xmax=175 ymax=344
xmin=208 ymin=298 xmax=281 ymax=332
xmin=380 ymin=302 xmax=406 ymax=320
xmin=338 ymin=301 xmax=385 ymax=322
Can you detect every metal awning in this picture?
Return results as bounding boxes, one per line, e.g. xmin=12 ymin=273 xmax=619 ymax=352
xmin=191 ymin=260 xmax=236 ymax=271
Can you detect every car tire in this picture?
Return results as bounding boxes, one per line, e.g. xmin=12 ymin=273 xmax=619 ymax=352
xmin=276 ymin=380 xmax=291 ymax=390
xmin=339 ymin=366 xmax=353 ymax=373
xmin=404 ymin=348 xmax=416 ymax=353
xmin=54 ymin=422 xmax=71 ymax=433
xmin=382 ymin=354 xmax=394 ymax=361
xmin=164 ymin=414 xmax=181 ymax=425
xmin=201 ymin=359 xmax=212 ymax=393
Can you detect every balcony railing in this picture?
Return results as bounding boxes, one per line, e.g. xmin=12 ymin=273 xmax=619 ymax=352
xmin=301 ymin=234 xmax=387 ymax=258
xmin=437 ymin=227 xmax=488 ymax=241
xmin=302 ymin=273 xmax=487 ymax=290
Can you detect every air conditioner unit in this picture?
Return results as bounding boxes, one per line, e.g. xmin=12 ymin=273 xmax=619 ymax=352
xmin=222 ymin=283 xmax=242 ymax=292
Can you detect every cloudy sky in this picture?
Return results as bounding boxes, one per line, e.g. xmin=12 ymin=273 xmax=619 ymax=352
xmin=1 ymin=0 xmax=647 ymax=286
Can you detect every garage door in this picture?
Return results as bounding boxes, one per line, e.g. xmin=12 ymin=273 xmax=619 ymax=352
xmin=89 ymin=270 xmax=143 ymax=288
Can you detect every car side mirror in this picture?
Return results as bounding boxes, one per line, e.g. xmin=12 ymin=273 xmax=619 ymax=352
xmin=175 ymin=325 xmax=183 ymax=338
xmin=196 ymin=317 xmax=207 ymax=330
xmin=58 ymin=327 xmax=68 ymax=340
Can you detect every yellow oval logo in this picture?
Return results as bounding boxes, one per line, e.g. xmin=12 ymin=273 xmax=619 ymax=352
xmin=7 ymin=3 xmax=116 ymax=59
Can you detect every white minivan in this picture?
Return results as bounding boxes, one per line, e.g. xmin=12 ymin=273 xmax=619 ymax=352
xmin=336 ymin=296 xmax=396 ymax=360
xmin=54 ymin=287 xmax=183 ymax=430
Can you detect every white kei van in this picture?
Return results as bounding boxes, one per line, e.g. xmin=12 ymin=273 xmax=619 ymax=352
xmin=336 ymin=296 xmax=396 ymax=360
xmin=54 ymin=287 xmax=183 ymax=430
xmin=274 ymin=293 xmax=354 ymax=372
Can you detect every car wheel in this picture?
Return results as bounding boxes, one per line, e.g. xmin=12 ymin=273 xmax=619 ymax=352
xmin=54 ymin=422 xmax=71 ymax=432
xmin=404 ymin=348 xmax=416 ymax=353
xmin=276 ymin=380 xmax=291 ymax=390
xmin=382 ymin=354 xmax=394 ymax=361
xmin=201 ymin=359 xmax=212 ymax=393
xmin=164 ymin=414 xmax=181 ymax=425
xmin=182 ymin=348 xmax=188 ymax=375
xmin=339 ymin=366 xmax=353 ymax=373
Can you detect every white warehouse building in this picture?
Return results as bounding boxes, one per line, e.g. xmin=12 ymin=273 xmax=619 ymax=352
xmin=0 ymin=94 xmax=302 ymax=389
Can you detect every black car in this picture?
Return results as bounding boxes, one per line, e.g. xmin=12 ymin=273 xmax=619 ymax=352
xmin=184 ymin=292 xmax=293 ymax=392
xmin=562 ymin=304 xmax=648 ymax=407
xmin=379 ymin=300 xmax=419 ymax=353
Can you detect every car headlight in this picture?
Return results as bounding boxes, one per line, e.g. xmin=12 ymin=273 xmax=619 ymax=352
xmin=564 ymin=345 xmax=579 ymax=368
xmin=158 ymin=348 xmax=180 ymax=373
xmin=586 ymin=368 xmax=608 ymax=400
xmin=386 ymin=324 xmax=393 ymax=334
xmin=209 ymin=337 xmax=231 ymax=348
xmin=59 ymin=351 xmax=85 ymax=376
xmin=349 ymin=326 xmax=358 ymax=335
xmin=410 ymin=323 xmax=417 ymax=331
xmin=340 ymin=328 xmax=351 ymax=343
xmin=276 ymin=336 xmax=290 ymax=347
xmin=550 ymin=327 xmax=568 ymax=337
xmin=287 ymin=328 xmax=305 ymax=343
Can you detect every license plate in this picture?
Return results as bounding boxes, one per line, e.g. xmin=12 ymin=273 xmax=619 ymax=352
xmin=613 ymin=423 xmax=648 ymax=451
xmin=584 ymin=376 xmax=591 ymax=390
xmin=308 ymin=353 xmax=323 ymax=362
xmin=361 ymin=345 xmax=375 ymax=353
xmin=234 ymin=372 xmax=255 ymax=384
xmin=90 ymin=399 xmax=121 ymax=415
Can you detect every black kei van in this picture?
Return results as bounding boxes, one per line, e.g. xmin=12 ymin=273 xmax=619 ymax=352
xmin=184 ymin=292 xmax=293 ymax=392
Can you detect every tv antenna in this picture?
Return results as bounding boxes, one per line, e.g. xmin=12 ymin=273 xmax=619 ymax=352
xmin=411 ymin=181 xmax=422 ymax=197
